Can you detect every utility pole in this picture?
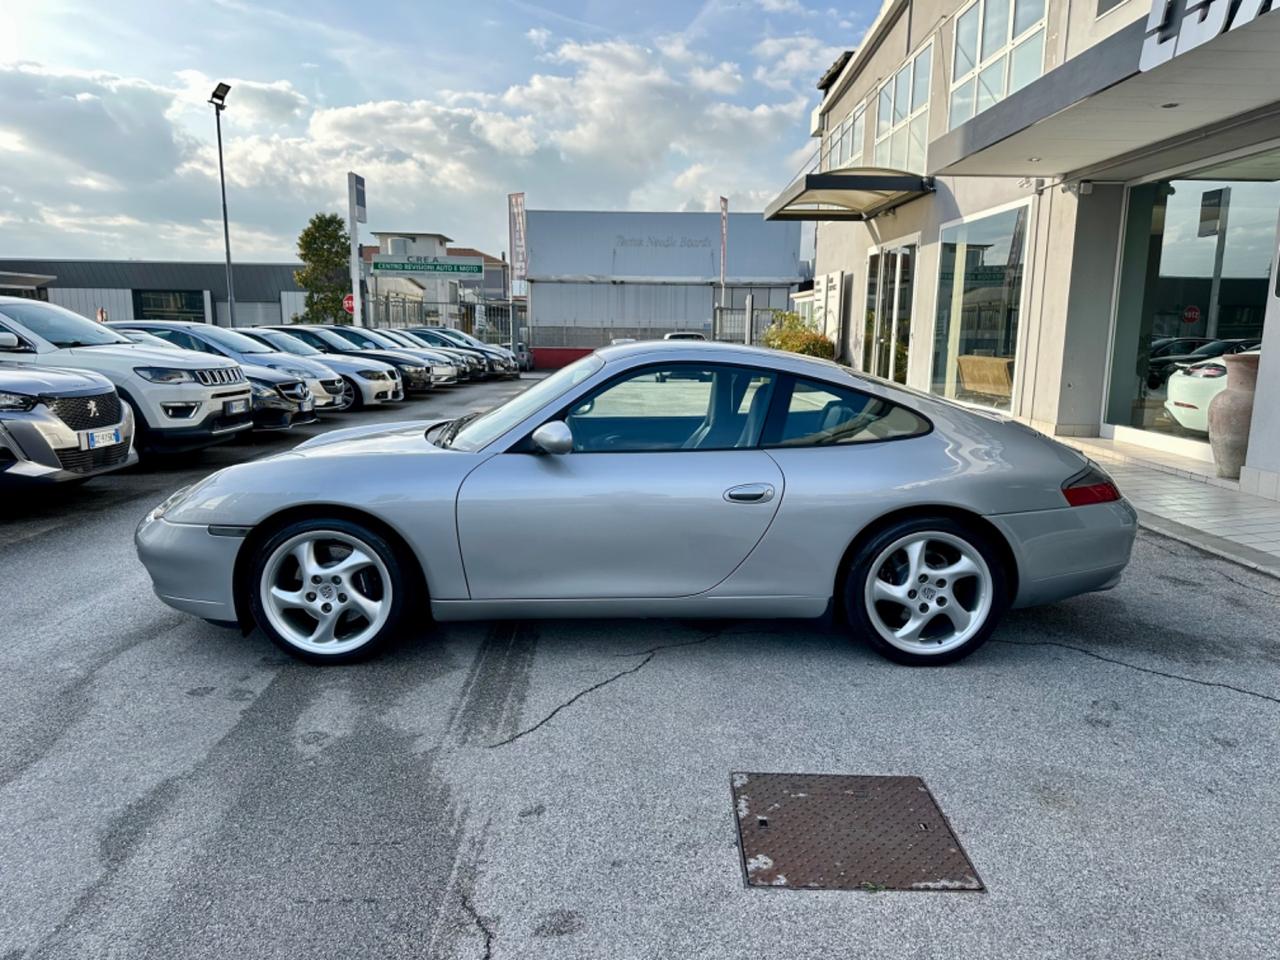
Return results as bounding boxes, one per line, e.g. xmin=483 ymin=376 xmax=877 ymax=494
xmin=209 ymin=82 xmax=236 ymax=327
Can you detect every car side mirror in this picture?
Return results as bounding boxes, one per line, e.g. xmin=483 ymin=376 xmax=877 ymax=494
xmin=0 ymin=331 xmax=24 ymax=350
xmin=531 ymin=420 xmax=574 ymax=455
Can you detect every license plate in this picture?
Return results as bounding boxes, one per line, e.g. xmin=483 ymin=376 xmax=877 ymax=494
xmin=84 ymin=427 xmax=120 ymax=450
xmin=300 ymin=399 xmax=313 ymax=412
xmin=224 ymin=398 xmax=250 ymax=415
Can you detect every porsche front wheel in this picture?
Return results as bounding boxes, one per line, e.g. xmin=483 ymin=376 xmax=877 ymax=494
xmin=248 ymin=519 xmax=407 ymax=663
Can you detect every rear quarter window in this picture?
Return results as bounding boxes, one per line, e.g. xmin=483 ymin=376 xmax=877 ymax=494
xmin=764 ymin=376 xmax=931 ymax=447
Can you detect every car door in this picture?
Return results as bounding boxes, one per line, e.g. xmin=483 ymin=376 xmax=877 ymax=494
xmin=455 ymin=362 xmax=784 ymax=600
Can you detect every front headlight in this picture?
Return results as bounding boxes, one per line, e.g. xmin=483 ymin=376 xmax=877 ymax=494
xmin=0 ymin=391 xmax=37 ymax=412
xmin=402 ymin=365 xmax=427 ymax=375
xmin=286 ymin=367 xmax=312 ymax=379
xmin=250 ymin=380 xmax=275 ymax=399
xmin=356 ymin=369 xmax=389 ymax=380
xmin=147 ymin=483 xmax=194 ymax=521
xmin=134 ymin=366 xmax=195 ymax=384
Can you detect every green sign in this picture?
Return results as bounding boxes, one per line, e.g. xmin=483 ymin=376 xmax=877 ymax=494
xmin=372 ymin=258 xmax=483 ymax=275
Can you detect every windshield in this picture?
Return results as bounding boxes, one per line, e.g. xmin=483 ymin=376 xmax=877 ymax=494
xmin=330 ymin=327 xmax=392 ymax=350
xmin=0 ymin=301 xmax=131 ymax=347
xmin=198 ymin=325 xmax=273 ymax=353
xmin=258 ymin=330 xmax=321 ymax=356
xmin=1189 ymin=342 xmax=1229 ymax=358
xmin=431 ymin=327 xmax=483 ymax=348
xmin=449 ymin=354 xmax=604 ymax=451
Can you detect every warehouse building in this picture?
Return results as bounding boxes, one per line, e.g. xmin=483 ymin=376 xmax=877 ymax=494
xmin=525 ymin=210 xmax=805 ymax=364
xmin=0 ymin=258 xmax=305 ymax=326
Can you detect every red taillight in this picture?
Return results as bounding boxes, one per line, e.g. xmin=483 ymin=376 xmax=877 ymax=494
xmin=1063 ymin=464 xmax=1121 ymax=506
xmin=1188 ymin=364 xmax=1227 ymax=379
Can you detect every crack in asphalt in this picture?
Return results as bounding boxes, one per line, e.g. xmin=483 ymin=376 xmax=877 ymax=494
xmin=1139 ymin=530 xmax=1280 ymax=599
xmin=459 ymin=893 xmax=495 ymax=960
xmin=487 ymin=634 xmax=717 ymax=748
xmin=992 ymin=639 xmax=1280 ymax=706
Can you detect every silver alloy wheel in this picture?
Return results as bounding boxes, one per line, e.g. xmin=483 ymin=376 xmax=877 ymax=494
xmin=260 ymin=529 xmax=392 ymax=655
xmin=335 ymin=379 xmax=356 ymax=411
xmin=863 ymin=530 xmax=993 ymax=655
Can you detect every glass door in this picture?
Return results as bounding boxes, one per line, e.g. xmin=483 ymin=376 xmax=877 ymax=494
xmin=864 ymin=243 xmax=916 ymax=383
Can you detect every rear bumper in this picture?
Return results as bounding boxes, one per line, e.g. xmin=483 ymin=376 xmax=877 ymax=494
xmin=136 ymin=515 xmax=241 ymax=621
xmin=990 ymin=499 xmax=1138 ymax=609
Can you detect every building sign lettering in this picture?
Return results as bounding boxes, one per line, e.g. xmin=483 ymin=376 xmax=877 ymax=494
xmin=1141 ymin=0 xmax=1275 ymax=71
xmin=614 ymin=235 xmax=713 ymax=249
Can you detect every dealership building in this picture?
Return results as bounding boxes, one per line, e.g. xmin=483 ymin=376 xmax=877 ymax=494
xmin=768 ymin=0 xmax=1280 ymax=500
xmin=524 ymin=210 xmax=805 ymax=360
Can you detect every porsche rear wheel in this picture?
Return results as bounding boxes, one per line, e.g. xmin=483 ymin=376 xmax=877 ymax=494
xmin=248 ymin=519 xmax=406 ymax=663
xmin=845 ymin=517 xmax=1009 ymax=666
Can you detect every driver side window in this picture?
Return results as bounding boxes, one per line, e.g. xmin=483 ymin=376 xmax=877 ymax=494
xmin=565 ymin=364 xmax=775 ymax=452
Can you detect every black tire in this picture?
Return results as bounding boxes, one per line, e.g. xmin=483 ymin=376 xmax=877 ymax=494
xmin=247 ymin=518 xmax=408 ymax=664
xmin=843 ymin=516 xmax=1010 ymax=666
xmin=341 ymin=376 xmax=364 ymax=411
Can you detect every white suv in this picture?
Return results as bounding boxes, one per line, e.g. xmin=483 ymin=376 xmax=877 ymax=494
xmin=0 ymin=297 xmax=252 ymax=453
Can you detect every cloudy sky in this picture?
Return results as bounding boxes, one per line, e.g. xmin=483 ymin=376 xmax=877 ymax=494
xmin=0 ymin=0 xmax=870 ymax=263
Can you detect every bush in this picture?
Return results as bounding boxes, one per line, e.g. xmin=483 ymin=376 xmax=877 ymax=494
xmin=761 ymin=310 xmax=836 ymax=359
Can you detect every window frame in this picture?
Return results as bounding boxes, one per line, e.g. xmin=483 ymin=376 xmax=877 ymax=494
xmin=820 ymin=102 xmax=867 ymax=172
xmin=526 ymin=361 xmax=781 ymax=455
xmin=926 ymin=195 xmax=1036 ymax=414
xmin=759 ymin=373 xmax=934 ymax=449
xmin=873 ymin=40 xmax=933 ymax=174
xmin=948 ymin=0 xmax=1047 ymax=131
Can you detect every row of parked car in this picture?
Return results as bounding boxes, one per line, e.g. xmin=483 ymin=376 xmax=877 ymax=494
xmin=0 ymin=295 xmax=522 ymax=488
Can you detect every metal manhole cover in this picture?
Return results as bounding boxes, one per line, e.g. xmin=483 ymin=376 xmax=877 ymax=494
xmin=730 ymin=773 xmax=983 ymax=892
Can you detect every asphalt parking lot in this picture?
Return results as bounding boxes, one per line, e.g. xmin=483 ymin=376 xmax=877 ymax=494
xmin=3 ymin=376 xmax=1279 ymax=959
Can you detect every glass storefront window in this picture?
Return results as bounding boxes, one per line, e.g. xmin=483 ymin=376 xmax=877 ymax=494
xmin=863 ymin=244 xmax=916 ymax=384
xmin=1106 ymin=166 xmax=1277 ymax=439
xmin=930 ymin=205 xmax=1029 ymax=410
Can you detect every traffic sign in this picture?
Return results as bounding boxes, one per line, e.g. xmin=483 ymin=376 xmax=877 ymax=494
xmin=343 ymin=293 xmax=355 ymax=314
xmin=371 ymin=255 xmax=484 ymax=276
xmin=1182 ymin=304 xmax=1201 ymax=325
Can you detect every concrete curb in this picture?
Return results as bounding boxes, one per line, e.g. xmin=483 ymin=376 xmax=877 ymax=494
xmin=1136 ymin=508 xmax=1280 ymax=581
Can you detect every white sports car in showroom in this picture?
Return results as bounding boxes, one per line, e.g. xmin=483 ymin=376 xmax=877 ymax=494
xmin=1164 ymin=348 xmax=1259 ymax=434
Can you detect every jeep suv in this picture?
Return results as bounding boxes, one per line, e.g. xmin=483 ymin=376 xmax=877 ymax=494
xmin=0 ymin=298 xmax=252 ymax=453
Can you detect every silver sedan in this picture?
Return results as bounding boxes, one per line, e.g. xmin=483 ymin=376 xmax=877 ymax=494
xmin=136 ymin=341 xmax=1137 ymax=665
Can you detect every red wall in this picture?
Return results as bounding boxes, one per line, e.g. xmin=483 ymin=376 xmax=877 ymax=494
xmin=531 ymin=347 xmax=593 ymax=369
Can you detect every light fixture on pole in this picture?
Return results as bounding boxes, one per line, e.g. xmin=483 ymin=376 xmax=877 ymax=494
xmin=209 ymin=82 xmax=236 ymax=326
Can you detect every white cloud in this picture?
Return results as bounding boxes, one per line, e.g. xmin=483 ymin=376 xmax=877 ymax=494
xmin=752 ymin=34 xmax=845 ymax=90
xmin=689 ymin=61 xmax=743 ymax=93
xmin=173 ymin=71 xmax=309 ymax=127
xmin=757 ymin=0 xmax=809 ymax=13
xmin=526 ymin=27 xmax=552 ymax=49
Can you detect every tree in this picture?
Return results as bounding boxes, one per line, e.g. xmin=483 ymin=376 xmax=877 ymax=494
xmin=294 ymin=212 xmax=350 ymax=323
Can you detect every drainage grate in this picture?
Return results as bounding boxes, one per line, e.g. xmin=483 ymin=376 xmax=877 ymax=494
xmin=730 ymin=773 xmax=983 ymax=892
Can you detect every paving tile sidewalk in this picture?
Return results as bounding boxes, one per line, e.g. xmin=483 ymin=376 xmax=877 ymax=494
xmin=1071 ymin=437 xmax=1280 ymax=578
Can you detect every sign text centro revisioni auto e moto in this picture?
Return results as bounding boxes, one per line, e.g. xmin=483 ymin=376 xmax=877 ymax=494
xmin=371 ymin=255 xmax=484 ymax=276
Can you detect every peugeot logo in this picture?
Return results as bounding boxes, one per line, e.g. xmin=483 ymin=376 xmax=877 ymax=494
xmin=86 ymin=400 xmax=99 ymax=418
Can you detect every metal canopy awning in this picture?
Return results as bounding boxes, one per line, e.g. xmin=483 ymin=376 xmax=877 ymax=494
xmin=0 ymin=270 xmax=56 ymax=291
xmin=764 ymin=167 xmax=933 ymax=222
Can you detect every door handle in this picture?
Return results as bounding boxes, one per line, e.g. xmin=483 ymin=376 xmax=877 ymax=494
xmin=724 ymin=483 xmax=775 ymax=504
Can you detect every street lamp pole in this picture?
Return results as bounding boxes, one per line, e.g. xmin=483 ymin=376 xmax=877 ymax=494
xmin=209 ymin=82 xmax=236 ymax=327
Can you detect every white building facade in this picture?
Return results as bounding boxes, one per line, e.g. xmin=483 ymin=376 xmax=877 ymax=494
xmin=769 ymin=0 xmax=1280 ymax=499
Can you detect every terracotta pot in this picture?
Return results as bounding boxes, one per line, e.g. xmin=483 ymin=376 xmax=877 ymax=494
xmin=1208 ymin=352 xmax=1259 ymax=479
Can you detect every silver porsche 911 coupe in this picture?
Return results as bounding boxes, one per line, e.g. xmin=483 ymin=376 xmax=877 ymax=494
xmin=136 ymin=341 xmax=1136 ymax=666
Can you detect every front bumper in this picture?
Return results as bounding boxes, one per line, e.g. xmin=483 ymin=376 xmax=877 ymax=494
xmin=400 ymin=370 xmax=434 ymax=394
xmin=0 ymin=405 xmax=138 ymax=486
xmin=136 ymin=514 xmax=241 ymax=621
xmin=990 ymin=499 xmax=1138 ymax=609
